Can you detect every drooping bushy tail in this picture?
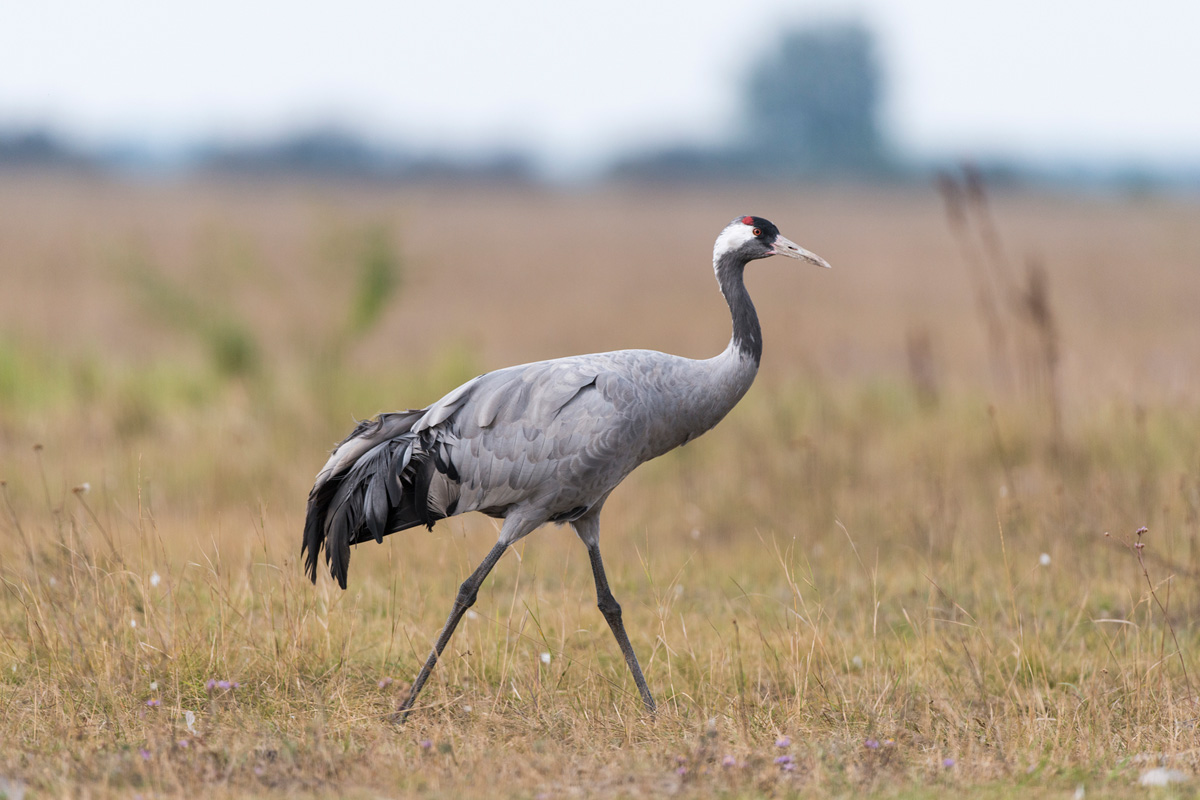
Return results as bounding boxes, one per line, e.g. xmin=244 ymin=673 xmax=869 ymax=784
xmin=302 ymin=410 xmax=444 ymax=589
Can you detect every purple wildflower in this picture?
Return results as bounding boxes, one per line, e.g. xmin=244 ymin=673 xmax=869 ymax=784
xmin=378 ymin=677 xmax=393 ymax=689
xmin=676 ymin=766 xmax=687 ymax=776
xmin=774 ymin=754 xmax=793 ymax=765
xmin=139 ymin=748 xmax=151 ymax=761
xmin=943 ymin=757 xmax=956 ymax=768
xmin=865 ymin=738 xmax=879 ymax=749
xmin=781 ymin=762 xmax=796 ymax=772
xmin=419 ymin=739 xmax=433 ymax=750
xmin=217 ymin=680 xmax=231 ymax=690
xmin=205 ymin=679 xmax=217 ymax=691
xmin=722 ymin=755 xmax=736 ymax=768
xmin=177 ymin=739 xmax=189 ymax=748
xmin=146 ymin=699 xmax=160 ymax=707
xmin=775 ymin=736 xmax=791 ymax=748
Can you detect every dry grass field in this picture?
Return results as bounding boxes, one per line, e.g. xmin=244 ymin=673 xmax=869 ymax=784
xmin=1 ymin=174 xmax=1199 ymax=798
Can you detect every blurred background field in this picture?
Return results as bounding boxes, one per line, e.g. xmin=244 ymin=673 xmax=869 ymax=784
xmin=2 ymin=175 xmax=1199 ymax=798
xmin=3 ymin=2 xmax=1200 ymax=797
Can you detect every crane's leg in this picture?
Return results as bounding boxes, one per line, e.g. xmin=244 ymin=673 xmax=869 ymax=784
xmin=398 ymin=539 xmax=508 ymax=721
xmin=575 ymin=516 xmax=656 ymax=714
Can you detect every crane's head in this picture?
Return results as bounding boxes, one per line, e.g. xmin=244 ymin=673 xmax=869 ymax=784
xmin=714 ymin=216 xmax=831 ymax=269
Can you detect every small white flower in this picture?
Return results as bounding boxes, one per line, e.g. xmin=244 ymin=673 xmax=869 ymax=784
xmin=150 ymin=571 xmax=161 ymax=587
xmin=185 ymin=710 xmax=196 ymax=734
xmin=851 ymin=655 xmax=864 ymax=670
xmin=540 ymin=652 xmax=551 ymax=665
xmin=78 ymin=482 xmax=91 ymax=494
xmin=130 ymin=619 xmax=137 ymax=628
xmin=150 ymin=681 xmax=158 ymax=691
xmin=466 ymin=610 xmax=479 ymax=620
xmin=0 ymin=776 xmax=26 ymax=800
xmin=1039 ymin=553 xmax=1051 ymax=566
xmin=461 ymin=704 xmax=472 ymax=713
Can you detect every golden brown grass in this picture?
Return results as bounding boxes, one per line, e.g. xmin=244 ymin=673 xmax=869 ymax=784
xmin=1 ymin=175 xmax=1199 ymax=798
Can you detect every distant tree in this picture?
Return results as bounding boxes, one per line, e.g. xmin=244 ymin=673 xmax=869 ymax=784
xmin=742 ymin=21 xmax=890 ymax=175
xmin=0 ymin=129 xmax=89 ymax=169
xmin=197 ymin=127 xmax=399 ymax=177
xmin=608 ymin=20 xmax=894 ymax=181
xmin=195 ymin=126 xmax=534 ymax=183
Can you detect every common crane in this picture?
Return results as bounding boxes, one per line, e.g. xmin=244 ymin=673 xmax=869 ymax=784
xmin=302 ymin=216 xmax=830 ymax=719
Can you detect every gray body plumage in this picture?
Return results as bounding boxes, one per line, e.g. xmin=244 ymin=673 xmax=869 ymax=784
xmin=301 ymin=215 xmax=829 ymax=718
xmin=305 ymin=343 xmax=756 ymax=587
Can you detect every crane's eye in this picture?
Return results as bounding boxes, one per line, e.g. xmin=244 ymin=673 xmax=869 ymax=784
xmin=752 ymin=228 xmax=762 ymax=237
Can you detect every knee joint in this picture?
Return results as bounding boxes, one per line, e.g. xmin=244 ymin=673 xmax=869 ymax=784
xmin=598 ymin=594 xmax=622 ymax=619
xmin=455 ymin=580 xmax=478 ymax=609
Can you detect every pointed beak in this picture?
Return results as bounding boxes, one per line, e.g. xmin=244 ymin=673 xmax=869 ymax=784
xmin=772 ymin=235 xmax=831 ymax=269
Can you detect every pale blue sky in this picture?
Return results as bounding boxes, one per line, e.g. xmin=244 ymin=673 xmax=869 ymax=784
xmin=3 ymin=0 xmax=1198 ymax=175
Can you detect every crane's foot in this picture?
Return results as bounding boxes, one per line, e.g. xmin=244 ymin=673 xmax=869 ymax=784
xmin=384 ymin=679 xmax=424 ymax=725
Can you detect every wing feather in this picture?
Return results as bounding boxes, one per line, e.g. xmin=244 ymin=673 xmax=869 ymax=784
xmin=421 ymin=355 xmax=662 ymax=519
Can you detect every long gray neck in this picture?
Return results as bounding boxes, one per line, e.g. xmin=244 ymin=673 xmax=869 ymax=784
xmin=715 ymin=251 xmax=761 ymax=364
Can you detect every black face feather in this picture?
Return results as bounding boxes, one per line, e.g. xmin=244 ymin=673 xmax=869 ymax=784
xmin=742 ymin=216 xmax=780 ymax=242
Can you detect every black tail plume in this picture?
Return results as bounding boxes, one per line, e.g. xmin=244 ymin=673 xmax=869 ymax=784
xmin=302 ymin=410 xmax=441 ymax=589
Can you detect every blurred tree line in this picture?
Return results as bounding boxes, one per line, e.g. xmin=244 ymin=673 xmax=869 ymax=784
xmin=195 ymin=127 xmax=533 ymax=183
xmin=3 ymin=19 xmax=1191 ymax=188
xmin=0 ymin=21 xmax=890 ymax=183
